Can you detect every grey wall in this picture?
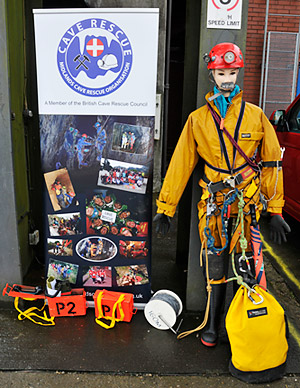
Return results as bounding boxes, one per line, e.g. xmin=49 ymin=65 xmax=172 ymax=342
xmin=0 ymin=0 xmax=23 ymax=299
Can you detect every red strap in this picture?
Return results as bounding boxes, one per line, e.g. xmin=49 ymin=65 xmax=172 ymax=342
xmin=270 ymin=213 xmax=283 ymax=218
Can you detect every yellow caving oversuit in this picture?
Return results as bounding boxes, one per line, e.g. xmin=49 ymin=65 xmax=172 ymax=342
xmin=157 ymin=89 xmax=284 ymax=238
xmin=156 ymin=89 xmax=284 ymax=346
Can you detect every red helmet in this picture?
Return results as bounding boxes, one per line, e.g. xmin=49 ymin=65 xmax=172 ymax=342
xmin=204 ymin=43 xmax=244 ymax=69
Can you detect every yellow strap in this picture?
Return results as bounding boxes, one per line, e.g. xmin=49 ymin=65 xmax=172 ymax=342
xmin=229 ymin=221 xmax=242 ymax=254
xmin=201 ymin=189 xmax=210 ymax=201
xmin=244 ymin=180 xmax=257 ymax=198
xmin=95 ymin=292 xmax=126 ymax=329
xmin=14 ymin=297 xmax=55 ymax=326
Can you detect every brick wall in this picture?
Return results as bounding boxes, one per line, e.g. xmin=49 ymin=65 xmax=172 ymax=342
xmin=244 ymin=0 xmax=300 ymax=106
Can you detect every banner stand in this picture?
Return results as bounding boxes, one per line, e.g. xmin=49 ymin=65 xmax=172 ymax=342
xmin=33 ymin=8 xmax=159 ymax=306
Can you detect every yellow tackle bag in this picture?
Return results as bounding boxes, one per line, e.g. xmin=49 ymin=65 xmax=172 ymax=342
xmin=225 ymin=285 xmax=288 ymax=383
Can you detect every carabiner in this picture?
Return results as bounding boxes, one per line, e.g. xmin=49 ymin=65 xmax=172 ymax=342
xmin=238 ymin=256 xmax=247 ymax=273
xmin=224 ymin=189 xmax=236 ymax=201
xmin=248 ymin=289 xmax=264 ymax=305
xmin=223 ymin=175 xmax=235 ymax=188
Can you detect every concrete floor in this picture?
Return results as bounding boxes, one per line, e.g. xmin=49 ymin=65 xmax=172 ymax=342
xmin=0 ymin=372 xmax=299 ymax=388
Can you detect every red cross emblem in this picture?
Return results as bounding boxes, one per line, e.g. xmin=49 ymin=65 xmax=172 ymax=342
xmin=86 ymin=38 xmax=104 ymax=57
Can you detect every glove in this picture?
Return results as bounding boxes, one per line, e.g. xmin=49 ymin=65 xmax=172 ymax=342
xmin=269 ymin=214 xmax=291 ymax=244
xmin=153 ymin=213 xmax=171 ymax=235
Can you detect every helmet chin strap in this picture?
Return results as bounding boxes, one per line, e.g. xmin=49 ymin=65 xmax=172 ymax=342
xmin=208 ymin=82 xmax=235 ymax=102
xmin=208 ymin=71 xmax=235 ymax=101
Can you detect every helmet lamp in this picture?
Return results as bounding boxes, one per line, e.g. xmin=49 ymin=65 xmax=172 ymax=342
xmin=224 ymin=51 xmax=236 ymax=64
xmin=203 ymin=53 xmax=210 ymax=64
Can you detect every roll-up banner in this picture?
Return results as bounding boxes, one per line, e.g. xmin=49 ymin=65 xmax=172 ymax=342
xmin=33 ymin=8 xmax=159 ymax=307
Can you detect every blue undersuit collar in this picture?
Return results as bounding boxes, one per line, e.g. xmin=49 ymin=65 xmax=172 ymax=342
xmin=213 ymin=85 xmax=240 ymax=118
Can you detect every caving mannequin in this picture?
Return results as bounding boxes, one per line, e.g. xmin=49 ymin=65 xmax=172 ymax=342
xmin=154 ymin=42 xmax=291 ymax=347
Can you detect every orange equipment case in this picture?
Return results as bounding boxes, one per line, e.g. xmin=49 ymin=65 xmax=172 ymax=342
xmin=47 ymin=288 xmax=87 ymax=317
xmin=93 ymin=289 xmax=135 ymax=322
xmin=3 ymin=283 xmax=45 ymax=300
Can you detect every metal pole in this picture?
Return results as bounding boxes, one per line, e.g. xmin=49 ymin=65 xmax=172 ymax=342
xmin=262 ymin=31 xmax=271 ymax=113
xmin=292 ymin=18 xmax=300 ymax=99
xmin=292 ymin=32 xmax=300 ymax=101
xmin=162 ymin=0 xmax=172 ymax=176
xmin=259 ymin=0 xmax=270 ymax=108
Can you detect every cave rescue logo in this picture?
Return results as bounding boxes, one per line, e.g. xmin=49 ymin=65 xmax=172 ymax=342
xmin=57 ymin=18 xmax=133 ymax=97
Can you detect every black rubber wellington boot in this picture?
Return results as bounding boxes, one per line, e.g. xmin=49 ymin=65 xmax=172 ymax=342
xmin=201 ymin=282 xmax=226 ymax=347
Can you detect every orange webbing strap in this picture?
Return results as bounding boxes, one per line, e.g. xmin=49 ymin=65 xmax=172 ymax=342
xmin=177 ymin=235 xmax=214 ymax=339
xmin=95 ymin=291 xmax=125 ymax=329
xmin=14 ymin=297 xmax=55 ymax=326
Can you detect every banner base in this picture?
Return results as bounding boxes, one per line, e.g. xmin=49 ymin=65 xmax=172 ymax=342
xmin=86 ymin=300 xmax=146 ymax=310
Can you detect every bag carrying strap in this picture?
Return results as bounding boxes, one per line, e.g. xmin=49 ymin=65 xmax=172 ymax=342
xmin=207 ymin=102 xmax=260 ymax=173
xmin=14 ymin=297 xmax=55 ymax=326
xmin=95 ymin=291 xmax=125 ymax=329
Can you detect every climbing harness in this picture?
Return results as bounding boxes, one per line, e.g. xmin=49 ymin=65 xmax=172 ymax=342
xmin=207 ymin=101 xmax=260 ymax=173
xmin=206 ymin=99 xmax=282 ymax=209
xmin=204 ymin=187 xmax=238 ymax=254
xmin=205 ymin=172 xmax=244 ymax=194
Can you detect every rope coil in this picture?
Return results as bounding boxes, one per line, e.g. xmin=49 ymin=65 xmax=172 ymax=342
xmin=150 ymin=292 xmax=181 ymax=316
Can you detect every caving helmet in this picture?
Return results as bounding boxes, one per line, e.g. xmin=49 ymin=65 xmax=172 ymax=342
xmin=203 ymin=42 xmax=244 ymax=69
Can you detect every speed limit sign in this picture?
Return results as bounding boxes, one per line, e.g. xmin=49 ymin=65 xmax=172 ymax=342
xmin=207 ymin=0 xmax=242 ymax=29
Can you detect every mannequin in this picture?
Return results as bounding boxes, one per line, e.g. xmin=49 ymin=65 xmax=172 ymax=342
xmin=154 ymin=42 xmax=290 ymax=347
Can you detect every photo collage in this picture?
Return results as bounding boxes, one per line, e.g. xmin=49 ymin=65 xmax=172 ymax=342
xmin=41 ymin=114 xmax=154 ymax=303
